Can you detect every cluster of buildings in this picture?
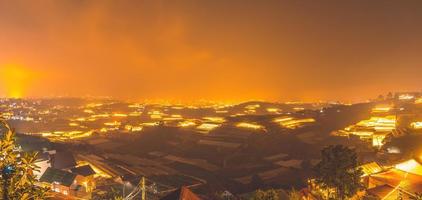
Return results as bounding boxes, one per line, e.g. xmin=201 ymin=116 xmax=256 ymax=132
xmin=363 ymin=159 xmax=422 ymax=199
xmin=31 ymin=148 xmax=208 ymax=199
xmin=0 ymin=98 xmax=327 ymax=142
xmin=34 ymin=151 xmax=97 ymax=199
xmin=301 ymin=158 xmax=422 ymax=200
xmin=334 ymin=92 xmax=422 ymax=148
xmin=3 ymin=94 xmax=421 ymax=199
xmin=273 ymin=116 xmax=316 ymax=129
xmin=335 ymin=114 xmax=397 ymax=147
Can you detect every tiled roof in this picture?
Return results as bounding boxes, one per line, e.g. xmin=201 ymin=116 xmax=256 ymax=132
xmin=70 ymin=165 xmax=96 ymax=177
xmin=370 ymin=169 xmax=422 ymax=196
xmin=360 ymin=162 xmax=383 ymax=176
xmin=160 ymin=186 xmax=201 ymax=200
xmin=39 ymin=167 xmax=77 ymax=187
xmin=51 ymin=151 xmax=77 ymax=169
xmin=367 ymin=184 xmax=394 ymax=198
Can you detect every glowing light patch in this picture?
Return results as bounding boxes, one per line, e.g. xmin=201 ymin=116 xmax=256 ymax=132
xmin=142 ymin=122 xmax=160 ymax=127
xmin=338 ymin=115 xmax=396 ymax=147
xmin=395 ymin=159 xmax=422 ymax=175
xmin=245 ymin=104 xmax=260 ymax=110
xmin=84 ymin=109 xmax=94 ymax=114
xmin=273 ymin=116 xmax=293 ymax=123
xmin=399 ymin=94 xmax=415 ymax=100
xmin=355 ymin=116 xmax=396 ymax=131
xmin=372 ymin=105 xmax=392 ymax=113
xmin=0 ymin=64 xmax=34 ymax=98
xmin=76 ymin=117 xmax=87 ymax=122
xmin=293 ymin=107 xmax=305 ymax=111
xmin=410 ymin=122 xmax=422 ymax=129
xmin=266 ymin=108 xmax=280 ymax=113
xmin=372 ymin=134 xmax=386 ymax=147
xmin=203 ymin=117 xmax=225 ymax=123
xmin=387 ymin=147 xmax=400 ymax=154
xmin=129 ymin=112 xmax=142 ymax=117
xmin=124 ymin=125 xmax=143 ymax=132
xmin=196 ymin=123 xmax=220 ymax=132
xmin=178 ymin=121 xmax=196 ymax=127
xmin=113 ymin=113 xmax=128 ymax=117
xmin=128 ymin=104 xmax=143 ymax=108
xmin=274 ymin=117 xmax=315 ymax=129
xmin=236 ymin=122 xmax=264 ymax=130
xmin=69 ymin=122 xmax=79 ymax=127
xmin=91 ymin=114 xmax=110 ymax=118
xmin=104 ymin=121 xmax=121 ymax=126
xmin=216 ymin=110 xmax=228 ymax=114
xmin=86 ymin=103 xmax=103 ymax=108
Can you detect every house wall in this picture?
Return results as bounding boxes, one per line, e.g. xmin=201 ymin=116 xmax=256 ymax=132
xmin=52 ymin=183 xmax=71 ymax=196
xmin=70 ymin=175 xmax=92 ymax=199
xmin=34 ymin=160 xmax=51 ymax=179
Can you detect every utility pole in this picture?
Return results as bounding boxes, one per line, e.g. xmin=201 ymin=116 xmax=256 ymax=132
xmin=141 ymin=177 xmax=146 ymax=200
xmin=123 ymin=183 xmax=125 ymax=198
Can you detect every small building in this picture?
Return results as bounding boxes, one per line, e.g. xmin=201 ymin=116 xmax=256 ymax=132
xmin=365 ymin=159 xmax=422 ymax=199
xmin=39 ymin=167 xmax=91 ymax=199
xmin=360 ymin=162 xmax=383 ymax=177
xmin=366 ymin=184 xmax=413 ymax=200
xmin=51 ymin=151 xmax=77 ymax=170
xmin=70 ymin=165 xmax=96 ymax=192
xmin=34 ymin=152 xmax=51 ymax=179
xmin=159 ymin=186 xmax=202 ymax=200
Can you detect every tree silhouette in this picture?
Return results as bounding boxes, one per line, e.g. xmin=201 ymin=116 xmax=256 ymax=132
xmin=93 ymin=187 xmax=123 ymax=200
xmin=0 ymin=120 xmax=49 ymax=200
xmin=287 ymin=188 xmax=302 ymax=200
xmin=314 ymin=145 xmax=363 ymax=200
xmin=250 ymin=189 xmax=279 ymax=200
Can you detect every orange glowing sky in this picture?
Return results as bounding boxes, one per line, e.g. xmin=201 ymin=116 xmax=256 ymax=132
xmin=0 ymin=1 xmax=421 ymax=102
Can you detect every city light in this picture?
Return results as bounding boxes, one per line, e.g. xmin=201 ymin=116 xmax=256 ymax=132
xmin=196 ymin=123 xmax=220 ymax=133
xmin=104 ymin=121 xmax=121 ymax=126
xmin=266 ymin=108 xmax=280 ymax=113
xmin=398 ymin=94 xmax=415 ymax=100
xmin=113 ymin=113 xmax=128 ymax=117
xmin=411 ymin=122 xmax=422 ymax=129
xmin=355 ymin=116 xmax=396 ymax=132
xmin=372 ymin=105 xmax=392 ymax=113
xmin=178 ymin=121 xmax=197 ymax=127
xmin=336 ymin=109 xmax=398 ymax=147
xmin=236 ymin=122 xmax=265 ymax=130
xmin=69 ymin=123 xmax=79 ymax=127
xmin=203 ymin=117 xmax=226 ymax=123
xmin=273 ymin=117 xmax=315 ymax=129
xmin=0 ymin=64 xmax=33 ymax=98
xmin=395 ymin=159 xmax=421 ymax=174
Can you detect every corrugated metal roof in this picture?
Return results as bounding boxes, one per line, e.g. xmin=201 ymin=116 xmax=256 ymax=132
xmin=39 ymin=167 xmax=77 ymax=187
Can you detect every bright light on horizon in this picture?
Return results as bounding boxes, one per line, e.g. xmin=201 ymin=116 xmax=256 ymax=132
xmin=0 ymin=64 xmax=34 ymax=98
